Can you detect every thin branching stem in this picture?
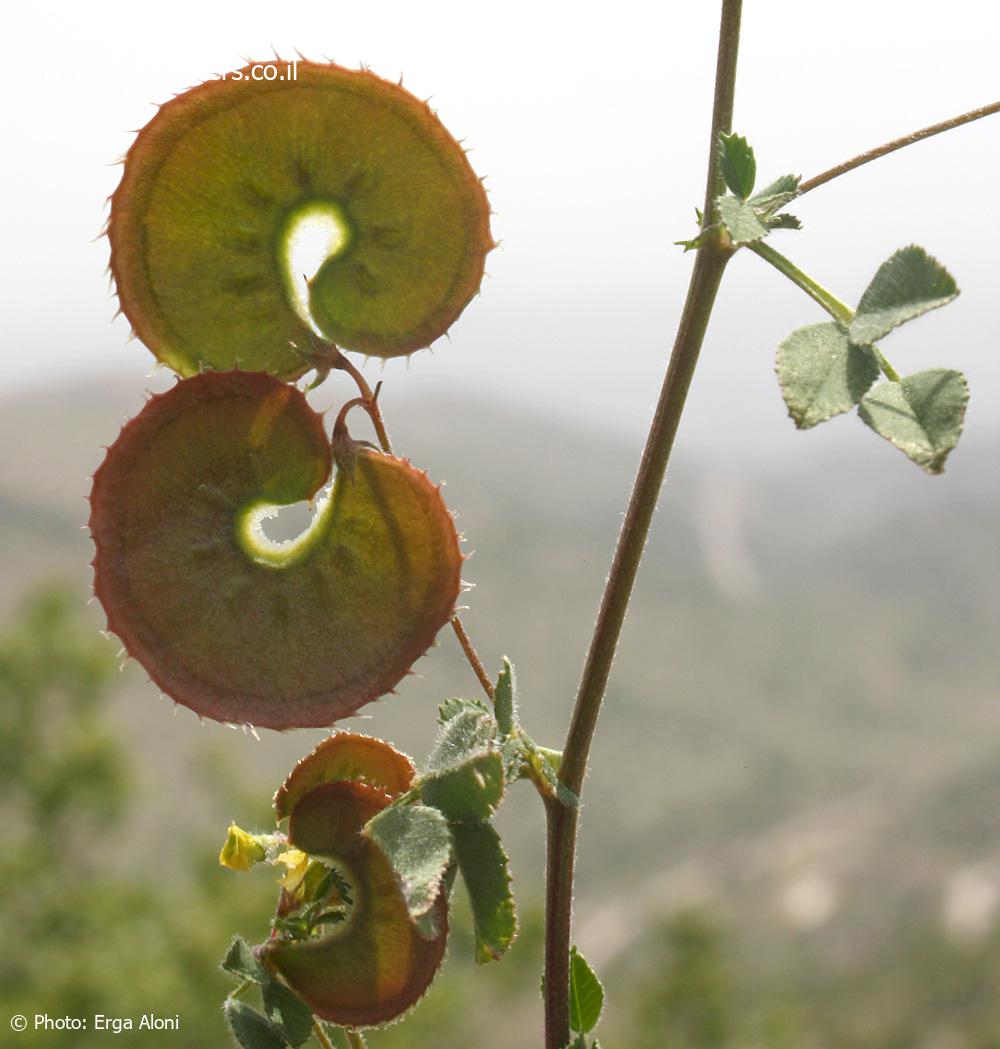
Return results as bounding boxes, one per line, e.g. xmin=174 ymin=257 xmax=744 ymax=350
xmin=541 ymin=3 xmax=742 ymax=1047
xmin=450 ymin=616 xmax=496 ymax=700
xmin=332 ymin=351 xmax=393 ymax=453
xmin=311 ymin=1022 xmax=338 ymax=1049
xmin=332 ymin=345 xmax=497 ymax=705
xmin=799 ymin=99 xmax=1000 ymax=195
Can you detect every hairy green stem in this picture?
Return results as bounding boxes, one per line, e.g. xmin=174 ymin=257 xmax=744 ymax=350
xmin=799 ymin=99 xmax=1000 ymax=196
xmin=747 ymin=241 xmax=852 ymax=324
xmin=542 ymin=3 xmax=742 ymax=1047
xmin=747 ymin=241 xmax=901 ymax=382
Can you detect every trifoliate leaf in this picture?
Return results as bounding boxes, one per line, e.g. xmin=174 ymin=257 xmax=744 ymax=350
xmin=569 ymin=946 xmax=605 ymax=1034
xmin=452 ymin=820 xmax=518 ymax=963
xmin=858 ymin=369 xmax=969 ymax=474
xmin=849 ymin=246 xmax=958 ymax=345
xmin=422 ymin=749 xmax=505 ymax=820
xmin=719 ymin=132 xmax=756 ymax=199
xmin=222 ymin=936 xmax=269 ymax=984
xmin=776 ymin=323 xmax=880 ymax=429
xmin=261 ymin=981 xmax=313 ymax=1048
xmin=224 ymin=999 xmax=289 ymax=1049
xmin=716 ymin=195 xmax=768 ymax=244
xmin=494 ymin=658 xmax=517 ymax=736
xmin=364 ymin=802 xmax=452 ymax=921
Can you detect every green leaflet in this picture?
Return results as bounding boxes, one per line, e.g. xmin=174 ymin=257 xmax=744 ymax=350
xmin=494 ymin=657 xmax=517 ymax=736
xmin=569 ymin=946 xmax=605 ymax=1034
xmin=422 ymin=697 xmax=506 ymax=819
xmin=858 ymin=369 xmax=969 ymax=474
xmin=716 ymin=195 xmax=768 ymax=244
xmin=109 ymin=60 xmax=493 ymax=376
xmin=426 ymin=707 xmax=497 ymax=773
xmin=222 ymin=936 xmax=269 ymax=984
xmin=364 ymin=802 xmax=453 ymax=923
xmin=438 ymin=696 xmax=492 ymax=724
xmin=224 ymin=1000 xmax=289 ymax=1049
xmin=261 ymin=981 xmax=314 ymax=1048
xmin=452 ymin=820 xmax=517 ymax=963
xmin=750 ymin=173 xmax=800 ymax=212
xmin=719 ymin=132 xmax=756 ymax=199
xmin=422 ymin=750 xmax=505 ymax=820
xmin=849 ymin=246 xmax=958 ymax=346
xmin=89 ymin=371 xmax=462 ymax=730
xmin=776 ymin=323 xmax=880 ymax=429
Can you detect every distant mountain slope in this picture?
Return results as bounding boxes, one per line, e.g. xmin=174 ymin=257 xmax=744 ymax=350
xmin=0 ymin=372 xmax=997 ymax=962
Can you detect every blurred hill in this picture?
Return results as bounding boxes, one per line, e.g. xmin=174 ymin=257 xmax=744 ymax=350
xmin=0 ymin=369 xmax=998 ymax=996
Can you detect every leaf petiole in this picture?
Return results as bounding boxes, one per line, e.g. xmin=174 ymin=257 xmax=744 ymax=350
xmin=748 ymin=240 xmax=901 ymax=381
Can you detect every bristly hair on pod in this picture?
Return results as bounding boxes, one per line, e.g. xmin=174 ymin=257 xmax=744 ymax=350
xmin=107 ymin=59 xmax=493 ymax=380
xmin=88 ymin=371 xmax=463 ymax=731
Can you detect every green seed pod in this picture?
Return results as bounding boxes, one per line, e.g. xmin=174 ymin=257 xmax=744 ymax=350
xmin=109 ymin=59 xmax=494 ymax=377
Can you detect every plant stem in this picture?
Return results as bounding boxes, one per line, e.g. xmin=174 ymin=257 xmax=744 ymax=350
xmin=747 ymin=241 xmax=852 ymax=324
xmin=312 ymin=1022 xmax=338 ymax=1049
xmin=798 ymin=99 xmax=1000 ymax=196
xmin=333 ymin=346 xmax=497 ymax=704
xmin=542 ymin=3 xmax=742 ymax=1047
xmin=450 ymin=616 xmax=496 ymax=700
xmin=747 ymin=241 xmax=901 ymax=382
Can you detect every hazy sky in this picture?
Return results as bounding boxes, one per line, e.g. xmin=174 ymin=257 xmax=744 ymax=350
xmin=5 ymin=1 xmax=999 ymax=463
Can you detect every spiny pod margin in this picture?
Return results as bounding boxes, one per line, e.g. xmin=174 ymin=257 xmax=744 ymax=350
xmin=108 ymin=59 xmax=494 ymax=377
xmin=89 ymin=370 xmax=463 ymax=730
xmin=264 ymin=734 xmax=448 ymax=1027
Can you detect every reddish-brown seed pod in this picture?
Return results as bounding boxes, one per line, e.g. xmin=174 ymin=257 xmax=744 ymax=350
xmin=89 ymin=371 xmax=462 ymax=729
xmin=274 ymin=732 xmax=416 ymax=820
xmin=265 ymin=735 xmax=448 ymax=1027
xmin=108 ymin=59 xmax=494 ymax=378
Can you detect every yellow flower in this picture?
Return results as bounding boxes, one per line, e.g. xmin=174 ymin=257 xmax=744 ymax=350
xmin=219 ymin=823 xmax=266 ymax=872
xmin=275 ymin=848 xmax=310 ymax=894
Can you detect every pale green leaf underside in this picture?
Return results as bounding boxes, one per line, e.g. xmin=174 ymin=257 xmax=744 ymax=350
xmin=776 ymin=323 xmax=880 ymax=429
xmin=750 ymin=173 xmax=800 ymax=211
xmin=569 ymin=946 xmax=605 ymax=1034
xmin=858 ymin=368 xmax=969 ymax=474
xmin=716 ymin=195 xmax=768 ymax=244
xmin=452 ymin=820 xmax=518 ymax=963
xmin=364 ymin=803 xmax=452 ymax=921
xmin=849 ymin=245 xmax=958 ymax=345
